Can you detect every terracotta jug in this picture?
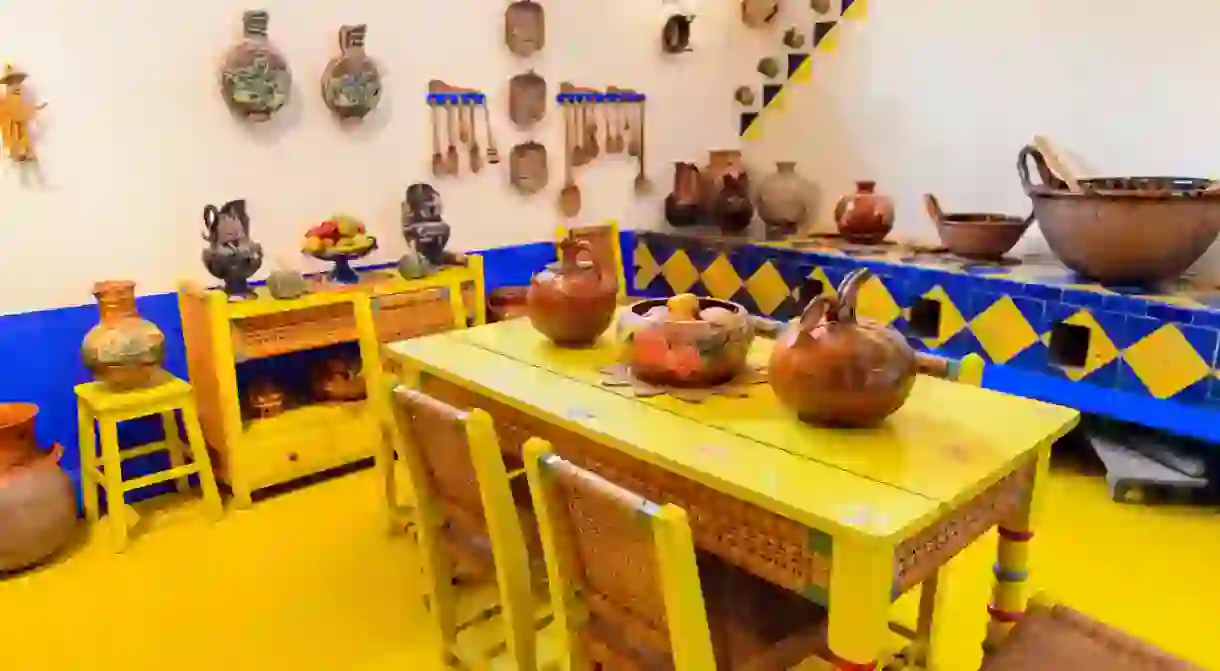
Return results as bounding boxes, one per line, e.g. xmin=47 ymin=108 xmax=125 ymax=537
xmin=527 ymin=238 xmax=618 ymax=346
xmin=665 ymin=162 xmax=703 ymax=228
xmin=834 ymin=180 xmax=894 ymax=244
xmin=0 ymin=403 xmax=39 ymax=473
xmin=703 ymin=150 xmax=753 ymax=234
xmin=81 ymin=280 xmax=167 ymax=391
xmin=768 ymin=268 xmax=917 ymax=427
xmin=0 ymin=443 xmax=78 ymax=572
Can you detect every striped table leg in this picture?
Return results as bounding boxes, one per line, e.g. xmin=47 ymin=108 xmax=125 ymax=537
xmin=984 ymin=526 xmax=1033 ymax=653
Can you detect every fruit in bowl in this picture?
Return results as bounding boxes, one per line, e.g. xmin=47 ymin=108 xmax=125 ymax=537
xmin=617 ymin=294 xmax=754 ymax=387
xmin=302 ymin=215 xmax=375 ymax=256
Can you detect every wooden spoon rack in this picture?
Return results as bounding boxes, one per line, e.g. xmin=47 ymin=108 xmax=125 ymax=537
xmin=425 ymin=81 xmax=497 ymax=177
xmin=556 ymin=84 xmax=649 ymax=195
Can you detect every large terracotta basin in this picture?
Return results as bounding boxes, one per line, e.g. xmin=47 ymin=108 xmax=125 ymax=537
xmin=1018 ymin=145 xmax=1220 ymax=285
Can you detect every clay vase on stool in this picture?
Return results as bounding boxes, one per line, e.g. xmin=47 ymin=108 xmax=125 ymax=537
xmin=81 ymin=280 xmax=167 ymax=391
xmin=834 ymin=180 xmax=894 ymax=244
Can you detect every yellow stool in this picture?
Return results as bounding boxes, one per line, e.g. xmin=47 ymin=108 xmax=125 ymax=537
xmin=75 ymin=375 xmax=223 ymax=551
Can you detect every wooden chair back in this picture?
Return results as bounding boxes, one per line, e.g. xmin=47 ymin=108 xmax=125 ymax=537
xmin=391 ymin=386 xmax=538 ymax=669
xmin=556 ymin=221 xmax=626 ymax=300
xmin=523 ymin=438 xmax=716 ymax=671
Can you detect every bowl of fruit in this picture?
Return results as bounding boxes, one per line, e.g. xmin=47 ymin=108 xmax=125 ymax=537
xmin=301 ymin=215 xmax=378 ymax=284
xmin=616 ymin=294 xmax=755 ymax=387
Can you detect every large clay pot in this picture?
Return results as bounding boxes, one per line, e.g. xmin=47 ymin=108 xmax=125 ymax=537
xmin=834 ymin=180 xmax=894 ymax=244
xmin=665 ymin=162 xmax=703 ymax=228
xmin=617 ymin=296 xmax=754 ymax=387
xmin=81 ymin=280 xmax=166 ymax=391
xmin=1018 ymin=145 xmax=1220 ymax=284
xmin=527 ymin=239 xmax=618 ymax=346
xmin=769 ymin=268 xmax=917 ymax=427
xmin=0 ymin=444 xmax=78 ymax=572
xmin=757 ymin=161 xmax=812 ymax=240
xmin=0 ymin=403 xmax=39 ymax=473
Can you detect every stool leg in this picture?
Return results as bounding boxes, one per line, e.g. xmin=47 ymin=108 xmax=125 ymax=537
xmin=98 ymin=419 xmax=129 ymax=552
xmin=77 ymin=404 xmax=100 ymax=524
xmin=180 ymin=400 xmax=223 ymax=520
xmin=161 ymin=411 xmax=190 ymax=494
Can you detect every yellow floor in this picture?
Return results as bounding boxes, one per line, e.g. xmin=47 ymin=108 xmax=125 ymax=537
xmin=1 ymin=459 xmax=1215 ymax=671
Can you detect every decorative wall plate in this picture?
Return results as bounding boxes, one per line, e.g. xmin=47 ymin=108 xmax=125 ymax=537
xmin=321 ymin=24 xmax=382 ymax=120
xmin=510 ymin=141 xmax=548 ymax=194
xmin=219 ymin=10 xmax=292 ymax=122
xmin=509 ymin=70 xmax=546 ymax=128
xmin=505 ymin=0 xmax=545 ymax=57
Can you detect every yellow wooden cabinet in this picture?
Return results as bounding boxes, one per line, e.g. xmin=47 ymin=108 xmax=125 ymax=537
xmin=179 ymin=262 xmax=484 ymax=507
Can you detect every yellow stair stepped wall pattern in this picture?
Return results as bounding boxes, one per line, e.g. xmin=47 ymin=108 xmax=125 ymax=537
xmin=631 ymin=231 xmax=1220 ymax=441
xmin=739 ymin=0 xmax=868 ymax=139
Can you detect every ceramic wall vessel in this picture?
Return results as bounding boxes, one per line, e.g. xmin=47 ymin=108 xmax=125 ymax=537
xmin=81 ymin=280 xmax=166 ymax=391
xmin=202 ymin=199 xmax=264 ymax=299
xmin=219 ymin=10 xmax=292 ymax=122
xmin=769 ymin=268 xmax=916 ymax=427
xmin=834 ymin=180 xmax=894 ymax=244
xmin=527 ymin=239 xmax=617 ymax=346
xmin=509 ymin=70 xmax=546 ymax=128
xmin=617 ymin=296 xmax=754 ymax=387
xmin=756 ymin=161 xmax=812 ymax=239
xmin=320 ymin=24 xmax=382 ymax=121
xmin=664 ymin=162 xmax=703 ymax=228
xmin=0 ymin=443 xmax=77 ymax=572
xmin=509 ymin=141 xmax=548 ymax=194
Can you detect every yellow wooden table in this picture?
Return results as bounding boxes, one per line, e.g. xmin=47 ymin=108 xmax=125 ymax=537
xmin=385 ymin=320 xmax=1079 ymax=670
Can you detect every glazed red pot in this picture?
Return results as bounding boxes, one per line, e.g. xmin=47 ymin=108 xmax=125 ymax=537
xmin=0 ymin=444 xmax=79 ymax=572
xmin=834 ymin=180 xmax=894 ymax=244
xmin=527 ymin=238 xmax=618 ymax=346
xmin=769 ymin=268 xmax=917 ymax=427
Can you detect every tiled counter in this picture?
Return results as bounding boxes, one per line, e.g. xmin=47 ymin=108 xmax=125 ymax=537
xmin=631 ymin=231 xmax=1220 ymax=445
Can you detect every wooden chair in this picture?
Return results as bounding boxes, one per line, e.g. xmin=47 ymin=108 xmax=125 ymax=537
xmin=555 ymin=220 xmax=628 ymax=303
xmin=523 ymin=438 xmax=827 ymax=671
xmin=981 ymin=594 xmax=1205 ymax=671
xmin=390 ymin=386 xmax=563 ymax=669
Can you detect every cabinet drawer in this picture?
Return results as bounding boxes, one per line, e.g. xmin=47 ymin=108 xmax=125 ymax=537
xmin=232 ymin=303 xmax=357 ymax=360
xmin=374 ymin=287 xmax=459 ymax=342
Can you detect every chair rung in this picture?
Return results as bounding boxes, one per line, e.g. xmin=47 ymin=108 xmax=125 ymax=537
xmin=121 ymin=464 xmax=200 ymax=491
xmin=119 ymin=440 xmax=175 ymax=461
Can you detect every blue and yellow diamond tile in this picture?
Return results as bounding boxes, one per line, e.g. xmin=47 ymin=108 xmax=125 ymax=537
xmin=1191 ymin=306 xmax=1220 ymax=331
xmin=1059 ymin=288 xmax=1108 ymax=310
xmin=1119 ymin=323 xmax=1218 ymax=401
xmin=1100 ymin=293 xmax=1148 ymax=317
xmin=683 ymin=245 xmax=721 ymax=272
xmin=1019 ymin=282 xmax=1063 ymax=303
xmin=969 ymin=293 xmax=1042 ymax=366
xmin=1144 ymin=302 xmax=1199 ymax=325
xmin=770 ymin=296 xmax=800 ymax=322
xmin=645 ymin=239 xmax=678 ymax=267
xmin=639 ymin=274 xmax=674 ymax=299
xmin=935 ymin=327 xmax=983 ymax=360
xmin=730 ymin=287 xmax=761 ymax=316
xmin=732 ymin=246 xmax=773 ymax=283
xmin=778 ymin=260 xmax=814 ymax=290
xmin=1206 ymin=371 xmax=1220 ymax=402
xmin=1040 ymin=307 xmax=1122 ymax=385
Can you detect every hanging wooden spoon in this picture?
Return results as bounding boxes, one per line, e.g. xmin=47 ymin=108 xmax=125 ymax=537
xmin=467 ymin=103 xmax=483 ymax=173
xmin=627 ymin=98 xmax=643 ymax=158
xmin=481 ymin=101 xmax=500 ymax=165
xmin=430 ymin=104 xmax=446 ymax=177
xmin=584 ymin=99 xmax=600 ymax=159
xmin=445 ymin=99 xmax=460 ymax=175
xmin=458 ymin=96 xmax=472 ymax=145
xmin=633 ymin=98 xmax=652 ymax=195
xmin=559 ymin=103 xmax=582 ymax=217
xmin=606 ymin=98 xmax=623 ymax=154
xmin=572 ymin=99 xmax=589 ymax=167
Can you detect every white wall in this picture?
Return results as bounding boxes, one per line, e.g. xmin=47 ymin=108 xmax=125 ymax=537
xmin=747 ymin=0 xmax=1220 ymax=281
xmin=0 ymin=0 xmax=746 ymax=316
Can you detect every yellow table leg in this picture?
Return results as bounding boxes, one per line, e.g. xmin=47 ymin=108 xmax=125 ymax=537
xmin=181 ymin=400 xmax=224 ymax=521
xmin=160 ymin=411 xmax=190 ymax=494
xmin=911 ymin=569 xmax=947 ymax=669
xmin=984 ymin=447 xmax=1049 ymax=656
xmin=828 ymin=536 xmax=891 ymax=670
xmin=77 ymin=404 xmax=100 ymax=524
xmin=97 ymin=418 xmax=129 ymax=552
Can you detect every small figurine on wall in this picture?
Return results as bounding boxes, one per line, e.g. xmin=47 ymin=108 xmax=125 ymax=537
xmin=402 ymin=183 xmax=462 ymax=267
xmin=0 ymin=64 xmax=46 ymax=163
xmin=219 ymin=10 xmax=292 ymax=122
xmin=202 ymin=199 xmax=265 ymax=299
xmin=321 ymin=24 xmax=382 ymax=121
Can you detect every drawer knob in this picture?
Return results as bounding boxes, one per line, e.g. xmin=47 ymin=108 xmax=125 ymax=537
xmin=287 ymin=452 xmax=300 ymax=462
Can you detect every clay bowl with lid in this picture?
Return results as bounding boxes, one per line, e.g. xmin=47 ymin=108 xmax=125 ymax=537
xmin=616 ymin=296 xmax=755 ymax=387
xmin=925 ymin=194 xmax=1032 ymax=261
xmin=1018 ymin=144 xmax=1220 ymax=284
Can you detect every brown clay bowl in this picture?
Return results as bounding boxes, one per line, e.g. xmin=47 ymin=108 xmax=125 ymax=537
xmin=925 ymin=194 xmax=1032 ymax=261
xmin=1018 ymin=145 xmax=1220 ymax=284
xmin=616 ymin=298 xmax=755 ymax=387
xmin=487 ymin=286 xmax=530 ymax=323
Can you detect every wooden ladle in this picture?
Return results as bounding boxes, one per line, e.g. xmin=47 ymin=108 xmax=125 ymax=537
xmin=584 ymin=101 xmax=600 ymax=159
xmin=430 ymin=104 xmax=445 ymax=177
xmin=445 ymin=99 xmax=460 ymax=175
xmin=633 ymin=99 xmax=652 ymax=195
xmin=627 ymin=99 xmax=643 ymax=158
xmin=559 ymin=104 xmax=582 ymax=217
xmin=572 ymin=100 xmax=589 ymax=167
xmin=481 ymin=101 xmax=500 ymax=165
xmin=1032 ymin=135 xmax=1081 ymax=193
xmin=467 ymin=103 xmax=483 ymax=174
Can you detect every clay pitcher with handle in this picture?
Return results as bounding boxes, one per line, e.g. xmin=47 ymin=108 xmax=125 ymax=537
xmin=526 ymin=238 xmax=618 ymax=346
xmin=769 ymin=267 xmax=919 ymax=427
